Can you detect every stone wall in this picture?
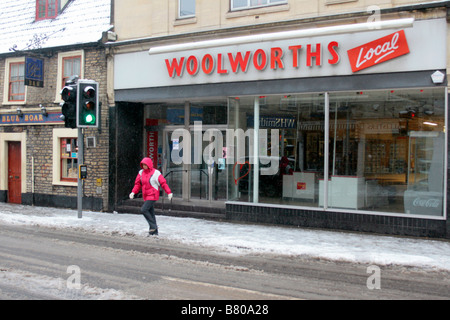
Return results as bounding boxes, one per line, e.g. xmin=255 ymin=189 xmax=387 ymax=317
xmin=0 ymin=45 xmax=110 ymax=211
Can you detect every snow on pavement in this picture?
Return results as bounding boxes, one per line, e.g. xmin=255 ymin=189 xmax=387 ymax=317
xmin=0 ymin=268 xmax=140 ymax=300
xmin=1 ymin=203 xmax=450 ymax=272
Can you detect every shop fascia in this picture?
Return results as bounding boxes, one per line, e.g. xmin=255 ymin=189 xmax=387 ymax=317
xmin=164 ymin=27 xmax=410 ymax=78
xmin=145 ymin=18 xmax=433 ymax=85
xmin=115 ymin=18 xmax=447 ymax=90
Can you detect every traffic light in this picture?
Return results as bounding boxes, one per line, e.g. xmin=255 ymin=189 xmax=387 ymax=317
xmin=77 ymin=80 xmax=99 ymax=128
xmin=60 ymin=83 xmax=77 ymax=128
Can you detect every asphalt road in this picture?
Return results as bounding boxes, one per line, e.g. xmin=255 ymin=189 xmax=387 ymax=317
xmin=0 ymin=223 xmax=449 ymax=302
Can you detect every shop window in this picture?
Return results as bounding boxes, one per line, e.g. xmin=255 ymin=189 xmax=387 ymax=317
xmin=227 ymin=88 xmax=446 ymax=217
xmin=60 ymin=138 xmax=78 ymax=182
xmin=179 ymin=0 xmax=195 ymax=18
xmin=190 ymin=104 xmax=228 ymax=125
xmin=53 ymin=128 xmax=77 ymax=186
xmin=228 ymin=94 xmax=324 ymax=206
xmin=165 ymin=104 xmax=186 ymax=125
xmin=8 ymin=62 xmax=25 ymax=102
xmin=327 ymin=89 xmax=445 ymax=216
xmin=231 ymin=0 xmax=287 ymax=11
xmin=36 ymin=0 xmax=59 ymax=21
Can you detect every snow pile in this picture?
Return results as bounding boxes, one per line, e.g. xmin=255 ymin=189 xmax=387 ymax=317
xmin=1 ymin=203 xmax=450 ymax=272
xmin=0 ymin=268 xmax=140 ymax=300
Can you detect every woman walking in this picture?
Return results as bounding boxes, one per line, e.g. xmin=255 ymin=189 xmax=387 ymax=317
xmin=129 ymin=157 xmax=173 ymax=236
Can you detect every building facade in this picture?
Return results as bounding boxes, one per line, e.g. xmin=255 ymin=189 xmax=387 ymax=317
xmin=0 ymin=0 xmax=112 ymax=210
xmin=109 ymin=0 xmax=450 ymax=238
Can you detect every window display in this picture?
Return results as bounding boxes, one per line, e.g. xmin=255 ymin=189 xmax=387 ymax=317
xmin=60 ymin=138 xmax=78 ymax=182
xmin=227 ymin=88 xmax=446 ymax=217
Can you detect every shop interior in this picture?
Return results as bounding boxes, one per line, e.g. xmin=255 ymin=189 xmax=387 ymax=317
xmin=228 ymin=88 xmax=446 ymax=216
xmin=141 ymin=87 xmax=445 ymax=217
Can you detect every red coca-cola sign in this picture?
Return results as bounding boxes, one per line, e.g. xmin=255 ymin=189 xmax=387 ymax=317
xmin=347 ymin=30 xmax=410 ymax=72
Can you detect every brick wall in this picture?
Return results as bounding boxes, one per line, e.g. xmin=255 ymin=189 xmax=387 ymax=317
xmin=0 ymin=45 xmax=110 ymax=211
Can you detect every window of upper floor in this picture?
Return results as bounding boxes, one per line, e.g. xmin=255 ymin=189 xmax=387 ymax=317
xmin=179 ymin=0 xmax=196 ymax=19
xmin=36 ymin=0 xmax=59 ymax=20
xmin=2 ymin=50 xmax=84 ymax=106
xmin=55 ymin=50 xmax=84 ymax=102
xmin=3 ymin=57 xmax=27 ymax=105
xmin=230 ymin=0 xmax=288 ymax=11
xmin=35 ymin=0 xmax=70 ymax=21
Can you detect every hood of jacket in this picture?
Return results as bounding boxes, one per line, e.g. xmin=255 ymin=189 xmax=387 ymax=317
xmin=140 ymin=157 xmax=154 ymax=170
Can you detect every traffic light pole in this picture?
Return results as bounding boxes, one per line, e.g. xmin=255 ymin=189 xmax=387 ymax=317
xmin=61 ymin=77 xmax=98 ymax=219
xmin=77 ymin=128 xmax=84 ymax=219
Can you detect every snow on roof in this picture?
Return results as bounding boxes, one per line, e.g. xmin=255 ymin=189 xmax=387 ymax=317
xmin=0 ymin=0 xmax=112 ymax=54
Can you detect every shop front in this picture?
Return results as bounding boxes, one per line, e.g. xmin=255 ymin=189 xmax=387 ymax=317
xmin=114 ymin=17 xmax=449 ymax=237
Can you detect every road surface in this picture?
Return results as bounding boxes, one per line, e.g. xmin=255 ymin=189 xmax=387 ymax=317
xmin=0 ymin=224 xmax=449 ymax=301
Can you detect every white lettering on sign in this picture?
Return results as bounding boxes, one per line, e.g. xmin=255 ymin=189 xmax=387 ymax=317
xmin=347 ymin=30 xmax=410 ymax=72
xmin=356 ymin=32 xmax=399 ymax=69
xmin=412 ymin=198 xmax=440 ymax=208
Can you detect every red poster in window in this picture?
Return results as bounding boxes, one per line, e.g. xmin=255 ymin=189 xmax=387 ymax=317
xmin=146 ymin=119 xmax=158 ymax=165
xmin=297 ymin=182 xmax=306 ymax=190
xmin=347 ymin=30 xmax=410 ymax=73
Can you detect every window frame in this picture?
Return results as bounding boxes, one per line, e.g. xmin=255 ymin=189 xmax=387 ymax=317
xmin=3 ymin=57 xmax=27 ymax=105
xmin=61 ymin=55 xmax=82 ymax=89
xmin=52 ymin=128 xmax=78 ymax=187
xmin=55 ymin=50 xmax=84 ymax=102
xmin=8 ymin=62 xmax=25 ymax=102
xmin=60 ymin=137 xmax=78 ymax=182
xmin=230 ymin=0 xmax=288 ymax=11
xmin=36 ymin=0 xmax=59 ymax=21
xmin=178 ymin=0 xmax=196 ymax=19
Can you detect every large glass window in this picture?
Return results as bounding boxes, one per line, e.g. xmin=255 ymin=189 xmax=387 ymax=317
xmin=227 ymin=88 xmax=446 ymax=217
xmin=228 ymin=94 xmax=324 ymax=207
xmin=328 ymin=89 xmax=445 ymax=216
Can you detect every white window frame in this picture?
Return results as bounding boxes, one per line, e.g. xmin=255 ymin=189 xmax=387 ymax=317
xmin=230 ymin=0 xmax=287 ymax=11
xmin=52 ymin=128 xmax=78 ymax=186
xmin=2 ymin=57 xmax=27 ymax=105
xmin=54 ymin=50 xmax=84 ymax=103
xmin=178 ymin=0 xmax=196 ymax=18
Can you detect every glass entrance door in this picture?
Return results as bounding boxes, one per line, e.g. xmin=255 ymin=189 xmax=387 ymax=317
xmin=190 ymin=126 xmax=227 ymax=201
xmin=163 ymin=126 xmax=227 ymax=202
xmin=162 ymin=129 xmax=183 ymax=198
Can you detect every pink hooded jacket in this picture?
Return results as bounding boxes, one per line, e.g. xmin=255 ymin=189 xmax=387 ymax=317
xmin=132 ymin=157 xmax=171 ymax=201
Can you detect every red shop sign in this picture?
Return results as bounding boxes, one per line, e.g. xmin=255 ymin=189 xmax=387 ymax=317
xmin=146 ymin=119 xmax=158 ymax=165
xmin=347 ymin=30 xmax=410 ymax=73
